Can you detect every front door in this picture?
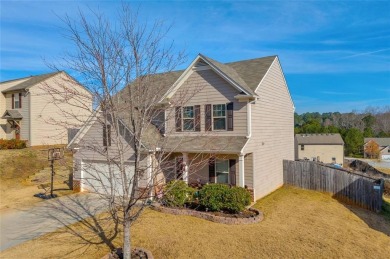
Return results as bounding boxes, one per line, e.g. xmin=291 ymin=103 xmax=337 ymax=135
xmin=15 ymin=125 xmax=20 ymax=140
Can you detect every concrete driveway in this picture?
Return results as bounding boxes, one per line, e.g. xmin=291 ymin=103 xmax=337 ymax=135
xmin=0 ymin=193 xmax=108 ymax=251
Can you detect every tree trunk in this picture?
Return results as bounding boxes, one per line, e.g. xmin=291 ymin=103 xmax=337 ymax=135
xmin=123 ymin=218 xmax=131 ymax=259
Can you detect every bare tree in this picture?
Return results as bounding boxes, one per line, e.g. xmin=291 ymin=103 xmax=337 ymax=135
xmin=41 ymin=5 xmax=224 ymax=259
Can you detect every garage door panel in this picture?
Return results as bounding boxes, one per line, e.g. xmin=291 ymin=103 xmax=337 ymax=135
xmin=81 ymin=161 xmax=135 ymax=196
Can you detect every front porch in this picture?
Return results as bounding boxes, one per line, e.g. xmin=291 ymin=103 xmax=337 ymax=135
xmin=167 ymin=152 xmax=254 ymax=192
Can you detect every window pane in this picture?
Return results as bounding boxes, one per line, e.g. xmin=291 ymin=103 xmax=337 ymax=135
xmin=183 ymin=119 xmax=194 ymax=131
xmin=213 ymin=104 xmax=226 ymax=117
xmin=216 ymin=160 xmax=229 ymax=172
xmin=183 ymin=106 xmax=194 ymax=118
xmin=217 ymin=172 xmax=229 ymax=184
xmin=213 ymin=118 xmax=226 ymax=130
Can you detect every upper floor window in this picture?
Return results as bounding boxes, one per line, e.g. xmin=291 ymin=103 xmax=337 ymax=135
xmin=182 ymin=106 xmax=194 ymax=131
xmin=12 ymin=93 xmax=22 ymax=109
xmin=213 ymin=104 xmax=226 ymax=130
xmin=301 ymin=145 xmax=304 ymax=151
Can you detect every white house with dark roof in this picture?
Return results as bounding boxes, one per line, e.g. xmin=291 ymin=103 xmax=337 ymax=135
xmin=295 ymin=133 xmax=344 ymax=165
xmin=68 ymin=54 xmax=295 ymax=200
xmin=364 ymin=138 xmax=390 ymax=160
xmin=0 ymin=71 xmax=92 ymax=146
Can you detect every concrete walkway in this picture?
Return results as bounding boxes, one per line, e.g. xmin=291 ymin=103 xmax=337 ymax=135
xmin=0 ymin=193 xmax=108 ymax=251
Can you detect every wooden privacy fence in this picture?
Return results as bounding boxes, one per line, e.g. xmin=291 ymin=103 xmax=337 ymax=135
xmin=283 ymin=160 xmax=384 ymax=212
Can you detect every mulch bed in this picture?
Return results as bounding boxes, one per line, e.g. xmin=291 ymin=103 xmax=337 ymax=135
xmin=151 ymin=203 xmax=263 ymax=224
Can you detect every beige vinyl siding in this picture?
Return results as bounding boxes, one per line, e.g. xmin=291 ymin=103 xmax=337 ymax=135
xmin=29 ymin=72 xmax=92 ymax=146
xmin=244 ymin=57 xmax=294 ymax=200
xmin=296 ymin=144 xmax=344 ymax=164
xmin=166 ymin=69 xmax=247 ymax=136
xmin=75 ymin=118 xmax=135 ymax=162
xmin=244 ymin=153 xmax=253 ymax=188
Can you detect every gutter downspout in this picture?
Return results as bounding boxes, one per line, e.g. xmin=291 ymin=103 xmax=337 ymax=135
xmin=246 ymin=100 xmax=256 ymax=139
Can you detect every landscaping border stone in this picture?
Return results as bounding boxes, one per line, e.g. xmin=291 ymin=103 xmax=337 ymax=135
xmin=101 ymin=247 xmax=154 ymax=259
xmin=151 ymin=203 xmax=263 ymax=225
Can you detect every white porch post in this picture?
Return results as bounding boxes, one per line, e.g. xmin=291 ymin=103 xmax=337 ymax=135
xmin=238 ymin=154 xmax=245 ymax=187
xmin=182 ymin=152 xmax=189 ymax=183
xmin=147 ymin=153 xmax=153 ymax=200
xmin=147 ymin=154 xmax=152 ymax=185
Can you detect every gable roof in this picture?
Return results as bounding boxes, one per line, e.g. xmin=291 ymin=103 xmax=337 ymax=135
xmin=0 ymin=71 xmax=61 ymax=93
xmin=1 ymin=110 xmax=23 ymax=120
xmin=159 ymin=54 xmax=278 ymax=102
xmin=226 ymin=55 xmax=277 ymax=91
xmin=364 ymin=138 xmax=390 ymax=146
xmin=295 ymin=133 xmax=344 ymax=145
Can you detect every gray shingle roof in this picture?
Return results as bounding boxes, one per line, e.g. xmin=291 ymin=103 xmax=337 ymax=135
xmin=295 ymin=133 xmax=344 ymax=145
xmin=364 ymin=138 xmax=390 ymax=147
xmin=1 ymin=110 xmax=23 ymax=120
xmin=163 ymin=136 xmax=248 ymax=153
xmin=0 ymin=72 xmax=61 ymax=93
xmin=227 ymin=56 xmax=277 ymax=91
xmin=200 ymin=54 xmax=256 ymax=95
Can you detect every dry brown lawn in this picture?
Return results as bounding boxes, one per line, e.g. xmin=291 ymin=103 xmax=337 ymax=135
xmin=1 ymin=186 xmax=389 ymax=259
xmin=0 ymin=146 xmax=73 ymax=210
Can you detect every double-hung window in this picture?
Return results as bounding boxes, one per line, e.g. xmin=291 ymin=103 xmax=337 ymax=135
xmin=213 ymin=104 xmax=226 ymax=130
xmin=182 ymin=106 xmax=194 ymax=131
xmin=215 ymin=159 xmax=229 ymax=184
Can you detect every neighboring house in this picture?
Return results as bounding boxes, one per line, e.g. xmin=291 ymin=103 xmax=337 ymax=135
xmin=68 ymin=54 xmax=294 ymax=200
xmin=364 ymin=138 xmax=390 ymax=160
xmin=0 ymin=71 xmax=92 ymax=146
xmin=295 ymin=133 xmax=344 ymax=165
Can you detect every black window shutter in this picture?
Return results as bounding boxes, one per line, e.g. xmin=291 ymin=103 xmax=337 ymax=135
xmin=205 ymin=104 xmax=212 ymax=131
xmin=175 ymin=107 xmax=182 ymax=132
xmin=209 ymin=158 xmax=215 ymax=183
xmin=12 ymin=94 xmax=14 ymax=109
xmin=103 ymin=124 xmax=111 ymax=147
xmin=19 ymin=93 xmax=22 ymax=109
xmin=227 ymin=102 xmax=233 ymax=131
xmin=229 ymin=159 xmax=236 ymax=186
xmin=103 ymin=124 xmax=107 ymax=147
xmin=194 ymin=105 xmax=201 ymax=132
xmin=107 ymin=125 xmax=111 ymax=146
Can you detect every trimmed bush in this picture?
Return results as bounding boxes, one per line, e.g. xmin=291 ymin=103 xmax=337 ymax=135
xmin=162 ymin=180 xmax=195 ymax=208
xmin=0 ymin=139 xmax=27 ymax=149
xmin=198 ymin=184 xmax=251 ymax=213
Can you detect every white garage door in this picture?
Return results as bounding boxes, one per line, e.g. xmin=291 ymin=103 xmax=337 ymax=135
xmin=382 ymin=154 xmax=390 ymax=160
xmin=80 ymin=161 xmax=135 ymax=196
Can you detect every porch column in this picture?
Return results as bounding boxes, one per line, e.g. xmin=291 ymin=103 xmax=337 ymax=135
xmin=182 ymin=153 xmax=189 ymax=183
xmin=238 ymin=154 xmax=245 ymax=187
xmin=147 ymin=153 xmax=154 ymax=200
xmin=147 ymin=154 xmax=152 ymax=186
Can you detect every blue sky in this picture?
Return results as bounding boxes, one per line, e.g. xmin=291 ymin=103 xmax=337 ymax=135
xmin=1 ymin=0 xmax=389 ymax=113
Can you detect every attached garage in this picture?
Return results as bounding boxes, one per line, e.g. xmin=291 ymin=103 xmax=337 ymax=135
xmin=382 ymin=154 xmax=390 ymax=160
xmin=80 ymin=160 xmax=135 ymax=196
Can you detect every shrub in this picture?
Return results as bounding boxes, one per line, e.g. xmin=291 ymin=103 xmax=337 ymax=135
xmin=0 ymin=139 xmax=27 ymax=149
xmin=198 ymin=184 xmax=251 ymax=213
xmin=162 ymin=180 xmax=195 ymax=208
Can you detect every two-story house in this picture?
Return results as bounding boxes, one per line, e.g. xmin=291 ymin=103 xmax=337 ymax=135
xmin=0 ymin=71 xmax=92 ymax=146
xmin=68 ymin=54 xmax=294 ymax=200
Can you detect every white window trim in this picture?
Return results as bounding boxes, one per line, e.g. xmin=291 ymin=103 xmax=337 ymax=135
xmin=212 ymin=104 xmax=227 ymax=131
xmin=14 ymin=95 xmax=20 ymax=109
xmin=182 ymin=106 xmax=195 ymax=131
xmin=214 ymin=159 xmax=229 ymax=184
